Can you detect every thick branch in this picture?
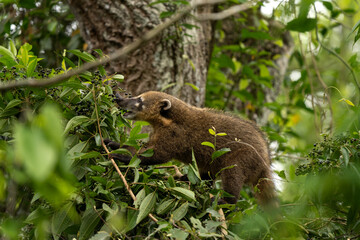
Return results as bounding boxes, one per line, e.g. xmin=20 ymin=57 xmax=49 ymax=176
xmin=0 ymin=0 xmax=225 ymax=92
xmin=196 ymin=1 xmax=256 ymax=21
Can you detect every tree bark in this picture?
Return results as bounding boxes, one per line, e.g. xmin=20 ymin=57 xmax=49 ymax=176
xmin=67 ymin=0 xmax=213 ymax=107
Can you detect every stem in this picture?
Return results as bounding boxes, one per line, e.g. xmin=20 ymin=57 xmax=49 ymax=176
xmin=92 ymin=88 xmax=158 ymax=222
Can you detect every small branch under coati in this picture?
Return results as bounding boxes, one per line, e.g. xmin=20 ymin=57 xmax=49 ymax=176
xmin=92 ymin=89 xmax=158 ymax=223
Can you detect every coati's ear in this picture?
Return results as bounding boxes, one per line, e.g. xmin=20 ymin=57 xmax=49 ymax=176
xmin=160 ymin=99 xmax=171 ymax=111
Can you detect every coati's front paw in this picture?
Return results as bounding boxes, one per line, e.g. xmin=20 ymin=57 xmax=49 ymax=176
xmin=108 ymin=153 xmax=132 ymax=164
xmin=104 ymin=139 xmax=121 ymax=150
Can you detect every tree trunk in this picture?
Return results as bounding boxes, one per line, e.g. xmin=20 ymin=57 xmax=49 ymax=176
xmin=67 ymin=0 xmax=213 ymax=107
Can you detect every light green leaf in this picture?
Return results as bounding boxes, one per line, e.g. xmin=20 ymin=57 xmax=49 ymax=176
xmin=78 ymin=208 xmax=104 ymax=240
xmin=72 ymin=151 xmax=101 ymax=160
xmin=136 ymin=191 xmax=157 ymax=224
xmin=211 ymin=147 xmax=231 ymax=161
xmin=185 ymin=82 xmax=199 ymax=91
xmin=89 ymin=232 xmax=110 ymax=240
xmin=156 ymin=199 xmax=176 ymax=215
xmin=339 ymin=98 xmax=355 ymax=107
xmin=201 ymin=141 xmax=215 ymax=150
xmin=172 ymin=201 xmax=189 ymax=222
xmin=0 ymin=46 xmax=17 ymax=67
xmin=15 ymin=124 xmax=57 ymax=182
xmin=9 ymin=40 xmax=17 ymax=57
xmin=27 ymin=58 xmax=37 ymax=77
xmin=0 ymin=46 xmax=15 ymax=60
xmin=134 ymin=188 xmax=146 ymax=208
xmin=68 ymin=49 xmax=96 ymax=62
xmin=208 ymin=128 xmax=216 ymax=135
xmin=4 ymin=99 xmax=22 ymax=111
xmin=216 ymin=132 xmax=227 ymax=136
xmin=341 ymin=147 xmax=350 ymax=166
xmin=51 ymin=202 xmax=79 ymax=240
xmin=171 ymin=187 xmax=196 ymax=202
xmin=64 ymin=116 xmax=90 ymax=135
xmin=112 ymin=74 xmax=124 ymax=81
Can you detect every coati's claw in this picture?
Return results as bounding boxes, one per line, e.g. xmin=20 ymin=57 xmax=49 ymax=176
xmin=104 ymin=139 xmax=121 ymax=150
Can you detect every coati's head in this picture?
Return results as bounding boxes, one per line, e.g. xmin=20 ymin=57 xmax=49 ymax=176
xmin=114 ymin=91 xmax=174 ymax=124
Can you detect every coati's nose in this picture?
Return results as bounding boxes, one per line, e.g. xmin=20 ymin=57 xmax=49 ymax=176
xmin=114 ymin=93 xmax=124 ymax=103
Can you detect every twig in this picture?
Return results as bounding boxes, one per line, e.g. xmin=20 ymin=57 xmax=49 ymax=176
xmin=155 ymin=165 xmax=183 ymax=178
xmin=92 ymin=88 xmax=158 ymax=222
xmin=314 ymin=6 xmax=360 ymax=98
xmin=0 ymin=0 xmax=226 ymax=92
xmin=92 ymin=89 xmax=136 ymax=201
xmin=196 ymin=1 xmax=256 ymax=21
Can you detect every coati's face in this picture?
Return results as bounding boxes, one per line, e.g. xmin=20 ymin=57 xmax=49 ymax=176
xmin=114 ymin=91 xmax=172 ymax=122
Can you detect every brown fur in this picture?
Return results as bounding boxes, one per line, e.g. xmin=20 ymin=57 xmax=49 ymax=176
xmin=110 ymin=91 xmax=277 ymax=206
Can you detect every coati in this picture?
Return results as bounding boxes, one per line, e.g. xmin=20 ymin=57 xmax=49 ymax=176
xmin=107 ymin=91 xmax=276 ymax=206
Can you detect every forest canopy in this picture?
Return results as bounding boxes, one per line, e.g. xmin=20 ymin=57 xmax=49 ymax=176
xmin=0 ymin=0 xmax=360 ymax=239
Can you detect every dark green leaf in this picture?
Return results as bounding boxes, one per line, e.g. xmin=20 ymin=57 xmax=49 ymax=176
xmin=286 ymin=18 xmax=317 ymax=32
xmin=78 ymin=208 xmax=104 ymax=240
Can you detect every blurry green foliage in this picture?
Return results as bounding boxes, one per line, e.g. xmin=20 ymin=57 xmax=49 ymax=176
xmin=0 ymin=0 xmax=83 ymax=68
xmin=1 ymin=0 xmax=360 ymax=239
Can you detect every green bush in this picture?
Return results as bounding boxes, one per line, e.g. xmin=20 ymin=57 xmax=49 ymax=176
xmin=0 ymin=42 xmax=241 ymax=240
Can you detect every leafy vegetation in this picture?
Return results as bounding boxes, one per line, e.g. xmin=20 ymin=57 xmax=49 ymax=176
xmin=1 ymin=0 xmax=360 ymax=239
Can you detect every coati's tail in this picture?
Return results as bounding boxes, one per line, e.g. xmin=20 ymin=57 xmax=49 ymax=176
xmin=255 ymin=170 xmax=278 ymax=209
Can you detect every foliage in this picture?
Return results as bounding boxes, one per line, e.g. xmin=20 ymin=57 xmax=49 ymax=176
xmin=0 ymin=0 xmax=82 ymax=68
xmin=0 ymin=43 xmax=242 ymax=239
xmin=1 ymin=0 xmax=360 ymax=239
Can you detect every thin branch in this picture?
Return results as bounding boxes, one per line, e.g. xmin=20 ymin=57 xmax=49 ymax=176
xmin=314 ymin=6 xmax=360 ymax=98
xmin=0 ymin=0 xmax=225 ymax=92
xmin=196 ymin=1 xmax=256 ymax=21
xmin=92 ymin=89 xmax=158 ymax=222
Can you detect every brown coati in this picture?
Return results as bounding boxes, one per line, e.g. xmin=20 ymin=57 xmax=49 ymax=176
xmin=107 ymin=91 xmax=276 ymax=206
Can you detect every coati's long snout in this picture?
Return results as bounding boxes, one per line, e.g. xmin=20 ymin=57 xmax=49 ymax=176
xmin=114 ymin=93 xmax=144 ymax=119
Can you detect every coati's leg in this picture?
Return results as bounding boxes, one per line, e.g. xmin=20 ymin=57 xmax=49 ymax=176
xmin=104 ymin=139 xmax=170 ymax=165
xmin=220 ymin=167 xmax=245 ymax=204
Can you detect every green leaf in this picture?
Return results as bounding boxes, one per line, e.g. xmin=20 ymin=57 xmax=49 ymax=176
xmin=216 ymin=132 xmax=227 ymax=136
xmin=68 ymin=49 xmax=96 ymax=62
xmin=4 ymin=99 xmax=22 ymax=111
xmin=160 ymin=11 xmax=174 ymax=19
xmin=18 ymin=0 xmax=36 ymax=9
xmin=112 ymin=74 xmax=124 ymax=81
xmin=134 ymin=188 xmax=146 ymax=208
xmin=156 ymin=199 xmax=176 ymax=215
xmin=185 ymin=82 xmax=199 ymax=91
xmin=339 ymin=98 xmax=355 ymax=107
xmin=26 ymin=58 xmax=37 ymax=78
xmin=201 ymin=141 xmax=215 ymax=150
xmin=341 ymin=147 xmax=350 ymax=166
xmin=172 ymin=201 xmax=189 ymax=222
xmin=171 ymin=187 xmax=196 ymax=202
xmin=0 ymin=46 xmax=17 ymax=67
xmin=15 ymin=124 xmax=57 ymax=182
xmin=51 ymin=202 xmax=79 ymax=240
xmin=111 ymin=148 xmax=132 ymax=155
xmin=286 ymin=18 xmax=317 ymax=32
xmin=140 ymin=148 xmax=154 ymax=157
xmin=136 ymin=191 xmax=157 ymax=224
xmin=211 ymin=148 xmax=231 ymax=161
xmin=9 ymin=40 xmax=17 ymax=57
xmin=78 ymin=208 xmax=104 ymax=240
xmin=64 ymin=116 xmax=91 ymax=135
xmin=89 ymin=232 xmax=111 ymax=240
xmin=208 ymin=128 xmax=216 ymax=135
